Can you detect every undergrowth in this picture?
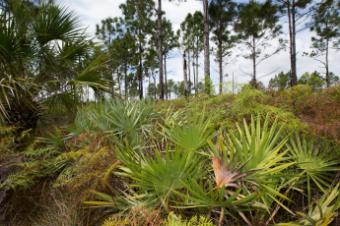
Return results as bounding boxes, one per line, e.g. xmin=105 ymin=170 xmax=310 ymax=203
xmin=1 ymin=85 xmax=339 ymax=226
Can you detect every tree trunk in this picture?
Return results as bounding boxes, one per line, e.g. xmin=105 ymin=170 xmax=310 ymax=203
xmin=218 ymin=41 xmax=223 ymax=95
xmin=158 ymin=0 xmax=164 ymax=99
xmin=124 ymin=63 xmax=128 ymax=100
xmin=193 ymin=55 xmax=196 ymax=96
xmin=138 ymin=48 xmax=143 ymax=99
xmin=153 ymin=71 xmax=157 ymax=99
xmin=112 ymin=71 xmax=115 ymax=98
xmin=183 ymin=51 xmax=188 ymax=97
xmin=203 ymin=0 xmax=210 ymax=94
xmin=252 ymin=36 xmax=257 ymax=86
xmin=188 ymin=53 xmax=191 ymax=95
xmin=164 ymin=54 xmax=168 ymax=99
xmin=196 ymin=54 xmax=199 ymax=94
xmin=325 ymin=38 xmax=330 ymax=87
xmin=117 ymin=70 xmax=122 ymax=97
xmin=288 ymin=1 xmax=297 ymax=86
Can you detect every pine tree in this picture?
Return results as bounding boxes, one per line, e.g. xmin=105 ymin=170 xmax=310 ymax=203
xmin=180 ymin=12 xmax=204 ymax=95
xmin=235 ymin=0 xmax=283 ymax=87
xmin=209 ymin=0 xmax=237 ymax=95
xmin=120 ymin=0 xmax=155 ymax=99
xmin=274 ymin=0 xmax=312 ymax=87
xmin=308 ymin=0 xmax=339 ymax=87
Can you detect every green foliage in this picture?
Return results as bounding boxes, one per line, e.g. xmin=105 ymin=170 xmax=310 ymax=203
xmin=231 ymin=86 xmax=304 ymax=131
xmin=165 ymin=212 xmax=214 ymax=226
xmin=34 ymin=4 xmax=81 ymax=45
xmin=0 ymin=0 xmax=110 ymax=125
xmin=298 ymin=72 xmax=325 ymax=90
xmin=287 ymin=135 xmax=339 ymax=202
xmin=212 ymin=115 xmax=294 ymax=213
xmin=235 ymin=0 xmax=283 ymax=83
xmin=74 ymin=100 xmax=157 ymax=145
xmin=328 ymin=84 xmax=340 ymax=102
xmin=116 ymin=145 xmax=204 ymax=209
xmin=164 ymin=114 xmax=212 ymax=152
xmin=232 ymin=85 xmax=267 ymax=113
xmin=280 ymin=84 xmax=313 ymax=110
xmin=269 ymin=71 xmax=290 ymax=91
xmin=277 ymin=184 xmax=340 ymax=226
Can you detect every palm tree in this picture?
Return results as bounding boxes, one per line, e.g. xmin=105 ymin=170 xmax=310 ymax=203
xmin=0 ymin=1 xmax=109 ymax=129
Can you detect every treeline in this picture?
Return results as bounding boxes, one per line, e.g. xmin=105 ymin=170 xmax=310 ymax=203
xmin=96 ymin=0 xmax=339 ymax=98
xmin=0 ymin=0 xmax=339 ymax=128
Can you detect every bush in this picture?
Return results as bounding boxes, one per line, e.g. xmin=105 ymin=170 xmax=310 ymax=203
xmin=74 ymin=100 xmax=158 ymax=146
xmin=232 ymin=85 xmax=267 ymax=114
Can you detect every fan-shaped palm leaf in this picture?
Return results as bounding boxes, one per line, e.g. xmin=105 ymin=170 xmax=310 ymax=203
xmin=34 ymin=4 xmax=81 ymax=46
xmin=287 ymin=135 xmax=339 ymax=203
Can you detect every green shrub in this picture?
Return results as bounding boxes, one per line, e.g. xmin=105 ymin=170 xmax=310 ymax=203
xmin=327 ymin=85 xmax=340 ymax=102
xmin=231 ymin=86 xmax=305 ymax=132
xmin=165 ymin=212 xmax=214 ymax=226
xmin=279 ymin=84 xmax=313 ymax=111
xmin=74 ymin=100 xmax=158 ymax=146
xmin=232 ymin=85 xmax=267 ymax=114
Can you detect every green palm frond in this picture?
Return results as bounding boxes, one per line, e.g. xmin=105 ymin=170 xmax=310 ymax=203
xmin=72 ymin=54 xmax=110 ymax=92
xmin=58 ymin=37 xmax=92 ymax=62
xmin=211 ymin=115 xmax=295 ymax=213
xmin=74 ymin=100 xmax=157 ymax=145
xmin=287 ymin=135 xmax=339 ymax=202
xmin=277 ymin=183 xmax=340 ymax=226
xmin=0 ymin=13 xmax=32 ymax=75
xmin=34 ymin=4 xmax=82 ymax=46
xmin=164 ymin=114 xmax=213 ymax=152
xmin=0 ymin=76 xmax=35 ymax=122
xmin=116 ymin=146 xmax=203 ymax=209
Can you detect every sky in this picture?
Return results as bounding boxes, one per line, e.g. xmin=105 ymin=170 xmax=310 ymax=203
xmin=57 ymin=0 xmax=340 ymax=90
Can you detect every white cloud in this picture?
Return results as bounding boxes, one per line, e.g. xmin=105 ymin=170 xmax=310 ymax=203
xmin=56 ymin=0 xmax=340 ymax=88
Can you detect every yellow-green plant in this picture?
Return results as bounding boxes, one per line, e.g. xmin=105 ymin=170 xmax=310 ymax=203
xmin=277 ymin=183 xmax=340 ymax=226
xmin=287 ymin=135 xmax=339 ymax=204
xmin=165 ymin=212 xmax=214 ymax=226
xmin=116 ymin=145 xmax=204 ymax=210
xmin=74 ymin=100 xmax=157 ymax=146
xmin=208 ymin=115 xmax=296 ymax=219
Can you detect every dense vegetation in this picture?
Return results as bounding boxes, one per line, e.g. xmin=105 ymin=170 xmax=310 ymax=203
xmin=1 ymin=84 xmax=339 ymax=225
xmin=0 ymin=0 xmax=339 ymax=226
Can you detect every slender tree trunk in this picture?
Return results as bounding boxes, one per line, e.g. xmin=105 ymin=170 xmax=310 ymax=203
xmin=183 ymin=51 xmax=188 ymax=97
xmin=124 ymin=63 xmax=128 ymax=100
xmin=325 ymin=38 xmax=330 ymax=87
xmin=252 ymin=36 xmax=257 ymax=86
xmin=203 ymin=0 xmax=210 ymax=94
xmin=164 ymin=54 xmax=168 ymax=99
xmin=139 ymin=49 xmax=143 ymax=99
xmin=118 ymin=71 xmax=122 ymax=97
xmin=218 ymin=41 xmax=223 ymax=95
xmin=196 ymin=54 xmax=199 ymax=94
xmin=188 ymin=53 xmax=191 ymax=94
xmin=193 ymin=55 xmax=196 ymax=95
xmin=112 ymin=71 xmax=115 ymax=98
xmin=158 ymin=0 xmax=164 ymax=99
xmin=288 ymin=1 xmax=297 ymax=86
xmin=292 ymin=1 xmax=297 ymax=84
xmin=153 ymin=71 xmax=157 ymax=99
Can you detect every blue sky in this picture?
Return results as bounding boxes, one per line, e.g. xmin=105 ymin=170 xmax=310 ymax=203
xmin=57 ymin=0 xmax=340 ymax=89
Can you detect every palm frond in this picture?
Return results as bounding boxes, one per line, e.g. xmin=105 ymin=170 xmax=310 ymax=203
xmin=34 ymin=4 xmax=82 ymax=46
xmin=287 ymin=135 xmax=339 ymax=202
